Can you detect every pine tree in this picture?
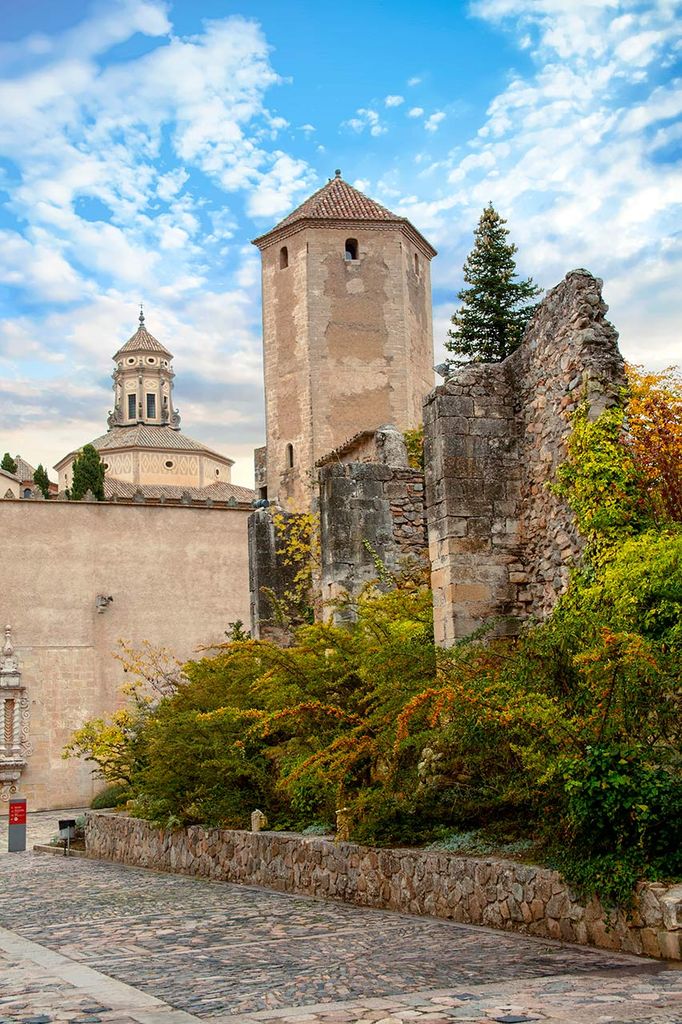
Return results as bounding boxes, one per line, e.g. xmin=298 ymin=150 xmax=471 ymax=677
xmin=446 ymin=203 xmax=542 ymax=364
xmin=71 ymin=444 xmax=105 ymax=501
xmin=33 ymin=464 xmax=51 ymax=499
xmin=1 ymin=452 xmax=18 ymax=475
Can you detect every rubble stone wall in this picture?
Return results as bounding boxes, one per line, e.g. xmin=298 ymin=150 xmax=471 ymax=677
xmin=319 ymin=462 xmax=427 ymax=609
xmin=86 ymin=813 xmax=682 ymax=961
xmin=424 ymin=270 xmax=625 ymax=645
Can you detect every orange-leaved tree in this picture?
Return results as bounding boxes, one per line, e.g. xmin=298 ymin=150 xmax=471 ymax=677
xmin=626 ymin=364 xmax=682 ymax=523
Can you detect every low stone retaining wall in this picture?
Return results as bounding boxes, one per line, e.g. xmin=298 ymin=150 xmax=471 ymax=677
xmin=85 ymin=812 xmax=681 ymax=960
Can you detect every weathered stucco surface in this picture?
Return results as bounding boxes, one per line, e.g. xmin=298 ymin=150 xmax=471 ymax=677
xmin=425 ymin=269 xmax=625 ymax=645
xmin=86 ymin=813 xmax=682 ymax=961
xmin=259 ymin=223 xmax=434 ymax=508
xmin=0 ymin=500 xmax=251 ymax=810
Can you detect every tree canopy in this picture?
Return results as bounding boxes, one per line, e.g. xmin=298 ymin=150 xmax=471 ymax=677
xmin=1 ymin=452 xmax=17 ymax=475
xmin=71 ymin=444 xmax=105 ymax=501
xmin=446 ymin=203 xmax=542 ymax=364
xmin=33 ymin=464 xmax=51 ymax=499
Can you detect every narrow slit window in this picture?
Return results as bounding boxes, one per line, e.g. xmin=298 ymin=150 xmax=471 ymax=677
xmin=414 ymin=252 xmax=420 ymax=275
xmin=279 ymin=246 xmax=288 ymax=269
xmin=285 ymin=443 xmax=294 ymax=469
xmin=146 ymin=393 xmax=156 ymax=418
xmin=128 ymin=394 xmax=136 ymax=419
xmin=344 ymin=238 xmax=358 ymax=261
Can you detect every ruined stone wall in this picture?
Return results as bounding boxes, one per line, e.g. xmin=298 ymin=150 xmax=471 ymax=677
xmin=86 ymin=813 xmax=682 ymax=961
xmin=425 ymin=270 xmax=624 ymax=645
xmin=0 ymin=500 xmax=251 ymax=809
xmin=319 ymin=460 xmax=426 ymax=609
xmin=248 ymin=508 xmax=304 ymax=641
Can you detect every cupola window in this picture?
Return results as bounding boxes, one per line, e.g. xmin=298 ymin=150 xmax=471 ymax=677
xmin=279 ymin=246 xmax=288 ymax=269
xmin=146 ymin=393 xmax=156 ymax=418
xmin=344 ymin=238 xmax=358 ymax=261
xmin=127 ymin=357 xmax=135 ymax=365
xmin=285 ymin=443 xmax=294 ymax=468
xmin=165 ymin=460 xmax=174 ymax=469
xmin=128 ymin=394 xmax=136 ymax=419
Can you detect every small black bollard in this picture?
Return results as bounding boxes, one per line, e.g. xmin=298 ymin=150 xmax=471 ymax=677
xmin=58 ymin=818 xmax=76 ymax=856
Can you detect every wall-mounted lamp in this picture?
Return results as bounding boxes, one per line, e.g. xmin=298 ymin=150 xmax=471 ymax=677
xmin=95 ymin=595 xmax=114 ymax=614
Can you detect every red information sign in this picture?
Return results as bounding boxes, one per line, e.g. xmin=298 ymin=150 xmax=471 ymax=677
xmin=9 ymin=801 xmax=26 ymax=825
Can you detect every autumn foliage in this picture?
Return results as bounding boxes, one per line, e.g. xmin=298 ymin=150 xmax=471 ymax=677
xmin=65 ymin=368 xmax=682 ymax=905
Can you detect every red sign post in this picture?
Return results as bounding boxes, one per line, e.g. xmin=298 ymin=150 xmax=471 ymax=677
xmin=9 ymin=801 xmax=26 ymax=825
xmin=8 ymin=797 xmax=27 ymax=852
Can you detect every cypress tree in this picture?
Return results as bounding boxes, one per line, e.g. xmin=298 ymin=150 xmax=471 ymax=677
xmin=1 ymin=452 xmax=18 ymax=475
xmin=71 ymin=444 xmax=105 ymax=501
xmin=33 ymin=464 xmax=51 ymax=499
xmin=446 ymin=203 xmax=542 ymax=364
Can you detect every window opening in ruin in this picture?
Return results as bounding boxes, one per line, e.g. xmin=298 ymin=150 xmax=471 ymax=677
xmin=259 ymin=486 xmax=268 ymax=500
xmin=414 ymin=252 xmax=420 ymax=275
xmin=344 ymin=238 xmax=358 ymax=261
xmin=128 ymin=394 xmax=136 ymax=419
xmin=286 ymin=443 xmax=294 ymax=468
xmin=146 ymin=393 xmax=156 ymax=418
xmin=23 ymin=488 xmax=31 ymax=499
xmin=279 ymin=246 xmax=288 ymax=269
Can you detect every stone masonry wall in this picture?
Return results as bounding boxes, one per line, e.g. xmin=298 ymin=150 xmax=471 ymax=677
xmin=319 ymin=462 xmax=426 ymax=609
xmin=86 ymin=813 xmax=682 ymax=961
xmin=248 ymin=508 xmax=302 ymax=641
xmin=424 ymin=270 xmax=624 ymax=645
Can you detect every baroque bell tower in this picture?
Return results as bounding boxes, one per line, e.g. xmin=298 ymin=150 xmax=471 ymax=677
xmin=253 ymin=172 xmax=436 ymax=508
xmin=108 ymin=307 xmax=180 ymax=430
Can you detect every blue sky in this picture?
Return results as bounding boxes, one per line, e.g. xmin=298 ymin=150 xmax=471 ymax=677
xmin=0 ymin=0 xmax=680 ymax=486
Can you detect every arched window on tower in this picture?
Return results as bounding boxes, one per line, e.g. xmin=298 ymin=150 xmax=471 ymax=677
xmin=344 ymin=238 xmax=358 ymax=261
xmin=285 ymin=443 xmax=294 ymax=469
xmin=279 ymin=246 xmax=288 ymax=269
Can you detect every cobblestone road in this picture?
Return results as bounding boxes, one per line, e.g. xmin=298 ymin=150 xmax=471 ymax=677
xmin=0 ymin=812 xmax=680 ymax=1024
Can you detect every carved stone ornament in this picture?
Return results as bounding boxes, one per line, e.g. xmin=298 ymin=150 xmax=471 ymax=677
xmin=0 ymin=625 xmax=31 ymax=801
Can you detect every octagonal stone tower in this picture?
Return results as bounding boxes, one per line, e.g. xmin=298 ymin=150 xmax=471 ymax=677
xmin=252 ymin=172 xmax=436 ymax=508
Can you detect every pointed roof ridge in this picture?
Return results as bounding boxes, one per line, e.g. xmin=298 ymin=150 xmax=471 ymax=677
xmin=252 ymin=174 xmax=436 ymax=256
xmin=114 ymin=313 xmax=173 ymax=360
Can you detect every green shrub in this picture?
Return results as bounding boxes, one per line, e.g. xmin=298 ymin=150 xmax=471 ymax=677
xmin=91 ymin=783 xmax=129 ymax=809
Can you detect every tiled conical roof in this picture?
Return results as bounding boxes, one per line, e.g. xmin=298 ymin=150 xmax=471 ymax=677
xmin=252 ymin=173 xmax=436 ymax=256
xmin=113 ymin=311 xmax=172 ymax=359
xmin=275 ymin=174 xmax=400 ymax=230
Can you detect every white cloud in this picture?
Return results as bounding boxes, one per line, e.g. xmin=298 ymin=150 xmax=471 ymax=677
xmin=424 ymin=111 xmax=446 ymax=132
xmin=396 ymin=0 xmax=682 ymax=369
xmin=407 ymin=106 xmax=424 ymax=118
xmin=343 ymin=108 xmax=387 ymax=137
xmin=246 ymin=152 xmax=315 ymax=218
xmin=407 ymin=76 xmax=422 ymax=87
xmin=385 ymin=94 xmax=405 ymax=107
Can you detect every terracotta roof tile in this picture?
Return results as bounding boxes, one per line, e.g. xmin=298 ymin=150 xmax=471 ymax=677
xmin=252 ymin=174 xmax=436 ymax=256
xmin=275 ymin=176 xmax=400 ymax=230
xmin=103 ymin=479 xmax=255 ymax=504
xmin=55 ymin=425 xmax=234 ymax=468
xmin=114 ymin=323 xmax=172 ymax=359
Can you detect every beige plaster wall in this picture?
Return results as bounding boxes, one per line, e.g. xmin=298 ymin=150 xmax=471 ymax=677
xmin=59 ymin=450 xmax=232 ymax=491
xmin=260 ymin=224 xmax=434 ymax=509
xmin=0 ymin=500 xmax=251 ymax=811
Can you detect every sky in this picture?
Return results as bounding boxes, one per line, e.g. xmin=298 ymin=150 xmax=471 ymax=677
xmin=0 ymin=0 xmax=680 ymax=487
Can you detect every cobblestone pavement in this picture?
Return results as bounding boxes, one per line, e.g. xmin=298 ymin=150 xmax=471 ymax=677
xmin=0 ymin=812 xmax=680 ymax=1024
